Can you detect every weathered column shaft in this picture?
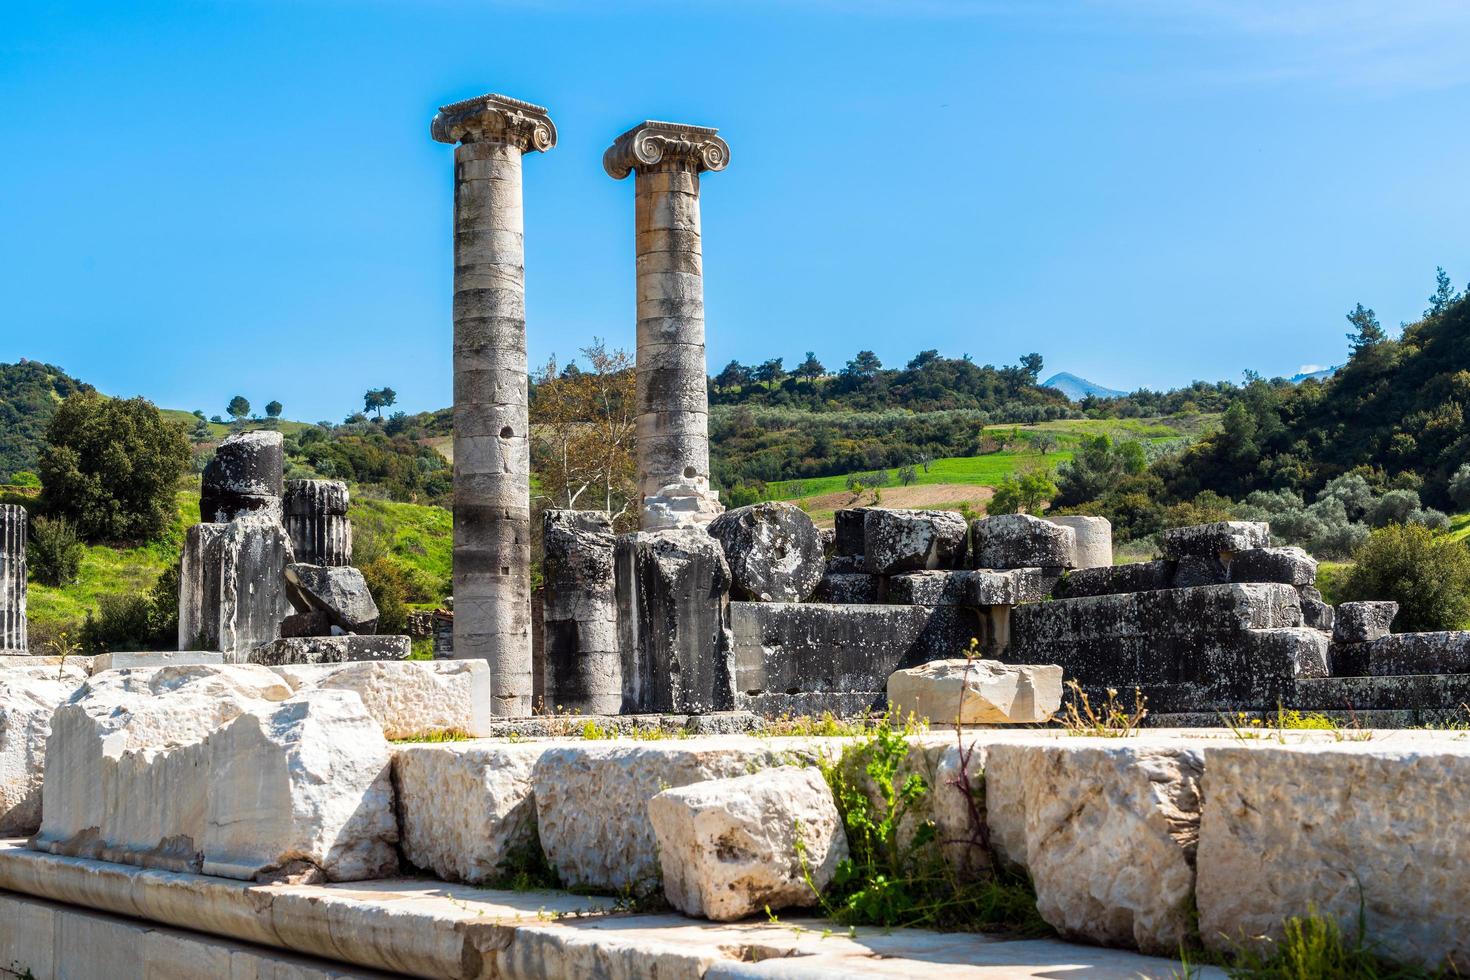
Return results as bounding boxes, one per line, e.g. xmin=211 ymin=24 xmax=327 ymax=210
xmin=0 ymin=505 xmax=27 ymax=653
xmin=284 ymin=480 xmax=352 ymax=567
xmin=635 ymin=168 xmax=708 ymax=501
xmin=433 ymin=93 xmax=556 ymax=717
xmin=542 ymin=510 xmax=620 ymax=714
xmin=605 ymin=122 xmax=730 ymax=529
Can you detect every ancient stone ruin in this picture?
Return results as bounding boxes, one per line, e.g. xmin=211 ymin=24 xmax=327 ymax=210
xmin=0 ymin=505 xmax=25 ymax=655
xmin=179 ymin=429 xmax=409 ymax=665
xmin=2 ymin=93 xmax=1468 ymax=978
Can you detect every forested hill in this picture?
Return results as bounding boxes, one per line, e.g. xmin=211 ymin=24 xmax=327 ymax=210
xmin=707 ymin=350 xmax=1070 ymax=415
xmin=1157 ymin=282 xmax=1470 ymax=509
xmin=0 ymin=360 xmax=92 ymax=478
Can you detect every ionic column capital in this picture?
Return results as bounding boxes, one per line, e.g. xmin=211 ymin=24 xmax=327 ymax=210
xmin=431 ymin=93 xmax=557 ymax=153
xmin=603 ymin=121 xmax=730 ymax=180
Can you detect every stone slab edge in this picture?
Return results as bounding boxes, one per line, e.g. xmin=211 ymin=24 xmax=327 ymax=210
xmin=0 ymin=841 xmax=1210 ymax=979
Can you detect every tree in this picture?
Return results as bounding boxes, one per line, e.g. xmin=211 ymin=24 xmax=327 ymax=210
xmin=531 ymin=339 xmax=638 ymax=523
xmin=1345 ymin=303 xmax=1387 ymax=356
xmin=796 ymin=352 xmax=825 ymax=381
xmin=38 ymin=392 xmax=191 ymax=543
xmin=1033 ymin=431 xmax=1060 ymax=455
xmin=1019 ymin=353 xmax=1044 ymax=384
xmin=714 ymin=360 xmax=751 ymax=391
xmin=897 ymin=463 xmax=918 ymax=486
xmin=843 ymin=350 xmax=883 ymax=379
xmin=226 ymin=395 xmax=250 ymax=423
xmin=907 ymin=350 xmax=940 ymax=370
xmin=1339 ymin=524 xmax=1470 ymax=632
xmin=989 ymin=469 xmax=1057 ymax=515
xmin=265 ymin=400 xmax=283 ymax=419
xmin=753 ymin=358 xmax=786 ymax=387
xmin=1449 ymin=464 xmax=1470 ymax=510
xmin=364 ymin=387 xmax=397 ymax=418
xmin=1426 ymin=267 xmax=1461 ymax=319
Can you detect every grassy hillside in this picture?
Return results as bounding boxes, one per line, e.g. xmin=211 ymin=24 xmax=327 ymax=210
xmin=349 ymin=496 xmax=454 ymax=608
xmin=25 ymin=489 xmax=198 ymax=645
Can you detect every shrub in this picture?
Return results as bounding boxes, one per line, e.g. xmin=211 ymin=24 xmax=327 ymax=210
xmin=7 ymin=471 xmax=40 ymax=488
xmin=1339 ymin=524 xmax=1470 ymax=632
xmin=361 ymin=557 xmax=410 ymax=634
xmin=1449 ymin=463 xmax=1470 ymax=511
xmin=26 ymin=515 xmax=82 ymax=587
xmin=80 ymin=593 xmax=157 ymax=653
xmin=38 ymin=392 xmax=191 ymax=543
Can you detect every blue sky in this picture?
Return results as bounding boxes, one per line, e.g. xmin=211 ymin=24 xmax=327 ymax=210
xmin=3 ymin=1 xmax=1469 ymax=421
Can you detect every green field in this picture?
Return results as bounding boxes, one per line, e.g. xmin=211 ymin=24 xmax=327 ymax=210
xmin=349 ymin=496 xmax=454 ymax=607
xmin=762 ymin=450 xmax=1075 ymax=501
xmin=760 ymin=415 xmax=1208 ymax=502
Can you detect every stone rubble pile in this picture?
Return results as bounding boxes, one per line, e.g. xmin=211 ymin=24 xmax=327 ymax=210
xmin=176 ymin=430 xmax=409 ymax=666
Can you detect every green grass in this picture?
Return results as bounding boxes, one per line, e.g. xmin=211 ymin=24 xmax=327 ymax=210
xmin=349 ymin=497 xmax=453 ymax=607
xmin=1447 ymin=512 xmax=1470 ymax=543
xmin=27 ymin=490 xmax=199 ymax=635
xmin=762 ymin=450 xmax=1074 ymax=501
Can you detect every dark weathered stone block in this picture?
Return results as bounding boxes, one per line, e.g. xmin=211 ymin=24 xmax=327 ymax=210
xmin=833 ymin=508 xmax=872 ymax=558
xmin=970 ymin=514 xmax=1074 ymax=570
xmin=1230 ymin=546 xmax=1317 ymax=587
xmin=201 ymin=431 xmax=284 ymax=523
xmin=825 ymin=555 xmax=866 ymax=575
xmin=615 ymin=528 xmax=732 ymax=714
xmin=283 ymin=564 xmax=379 ymax=634
xmin=1361 ymin=632 xmax=1470 ymax=677
xmin=730 ymin=602 xmax=986 ymax=715
xmin=1334 ymin=601 xmax=1398 ymax=644
xmin=708 ymin=502 xmax=825 ymax=602
xmin=1173 ymin=555 xmax=1229 ymax=588
xmin=1159 ymin=521 xmax=1269 ymax=560
xmin=249 ymin=634 xmax=410 ymax=664
xmin=885 ymin=568 xmax=1059 ymax=607
xmin=810 ymin=572 xmax=883 ymax=604
xmin=1058 ymin=560 xmax=1174 ymax=598
xmin=542 ymin=509 xmax=619 ymax=715
xmin=862 ymin=509 xmax=967 ymax=574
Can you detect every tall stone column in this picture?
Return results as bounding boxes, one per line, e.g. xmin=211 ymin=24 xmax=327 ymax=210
xmin=0 ymin=505 xmax=26 ymax=653
xmin=432 ymin=93 xmax=556 ymax=717
xmin=604 ymin=122 xmax=730 ymax=530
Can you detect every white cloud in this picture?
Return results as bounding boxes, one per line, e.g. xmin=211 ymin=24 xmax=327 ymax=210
xmin=1296 ymin=363 xmax=1327 ymax=374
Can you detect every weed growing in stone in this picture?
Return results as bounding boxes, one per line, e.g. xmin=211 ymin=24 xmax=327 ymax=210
xmin=809 ymin=712 xmax=1049 ymax=934
xmin=486 ymin=826 xmax=561 ymax=892
xmin=391 ymin=728 xmax=474 ymax=744
xmin=1223 ymin=906 xmax=1449 ymax=980
xmin=1059 ymin=681 xmax=1147 ymax=737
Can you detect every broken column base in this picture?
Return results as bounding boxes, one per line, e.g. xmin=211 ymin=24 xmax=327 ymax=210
xmin=640 ymin=482 xmax=724 ymax=531
xmin=248 ymin=635 xmax=411 ymax=666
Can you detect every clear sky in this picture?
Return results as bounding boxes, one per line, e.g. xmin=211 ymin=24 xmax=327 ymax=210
xmin=3 ymin=1 xmax=1468 ymax=421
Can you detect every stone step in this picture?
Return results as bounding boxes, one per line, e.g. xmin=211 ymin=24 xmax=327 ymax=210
xmin=1297 ymin=672 xmax=1470 ymax=711
xmin=0 ymin=842 xmax=1218 ymax=979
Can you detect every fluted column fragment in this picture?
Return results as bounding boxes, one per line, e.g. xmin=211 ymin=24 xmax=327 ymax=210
xmin=0 ymin=505 xmax=26 ymax=653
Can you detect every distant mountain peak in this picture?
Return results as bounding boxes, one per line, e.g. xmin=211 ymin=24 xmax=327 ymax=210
xmin=1043 ymin=372 xmax=1127 ymax=401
